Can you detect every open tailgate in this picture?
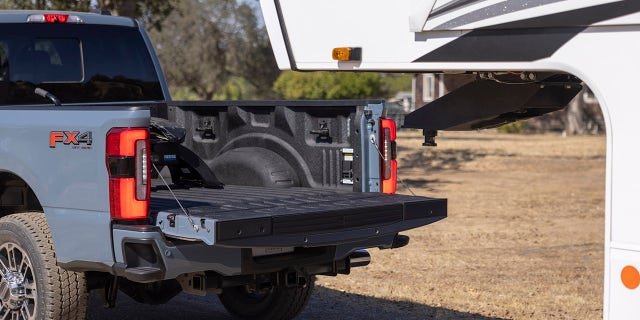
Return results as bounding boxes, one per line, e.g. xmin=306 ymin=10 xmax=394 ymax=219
xmin=151 ymin=185 xmax=446 ymax=247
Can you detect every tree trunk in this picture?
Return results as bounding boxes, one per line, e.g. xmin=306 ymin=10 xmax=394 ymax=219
xmin=117 ymin=0 xmax=136 ymax=18
xmin=414 ymin=74 xmax=424 ymax=109
xmin=565 ymin=89 xmax=586 ymax=135
xmin=97 ymin=0 xmax=112 ymax=12
xmin=98 ymin=0 xmax=136 ymax=18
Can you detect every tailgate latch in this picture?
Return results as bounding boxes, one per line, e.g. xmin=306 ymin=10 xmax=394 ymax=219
xmin=156 ymin=211 xmax=216 ymax=245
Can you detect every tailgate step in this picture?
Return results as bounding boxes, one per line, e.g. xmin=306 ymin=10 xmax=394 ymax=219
xmin=122 ymin=267 xmax=164 ymax=283
xmin=151 ymin=185 xmax=446 ymax=247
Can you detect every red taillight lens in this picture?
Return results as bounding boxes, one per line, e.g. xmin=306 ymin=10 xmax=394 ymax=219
xmin=106 ymin=128 xmax=150 ymax=220
xmin=44 ymin=14 xmax=68 ymax=23
xmin=380 ymin=118 xmax=397 ymax=194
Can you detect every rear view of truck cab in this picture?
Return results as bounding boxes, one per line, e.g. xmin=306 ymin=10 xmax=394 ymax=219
xmin=0 ymin=10 xmax=446 ymax=320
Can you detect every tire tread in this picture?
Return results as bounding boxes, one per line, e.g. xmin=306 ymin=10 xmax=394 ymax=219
xmin=219 ymin=277 xmax=315 ymax=320
xmin=0 ymin=212 xmax=87 ymax=320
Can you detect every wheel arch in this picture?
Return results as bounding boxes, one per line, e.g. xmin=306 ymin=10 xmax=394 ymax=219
xmin=213 ymin=133 xmax=314 ymax=187
xmin=0 ymin=170 xmax=43 ymax=217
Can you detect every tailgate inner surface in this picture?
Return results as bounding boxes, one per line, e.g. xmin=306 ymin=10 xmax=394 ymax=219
xmin=150 ymin=185 xmax=446 ymax=246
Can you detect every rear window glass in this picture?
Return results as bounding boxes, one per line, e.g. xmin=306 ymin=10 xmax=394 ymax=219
xmin=9 ymin=38 xmax=83 ymax=83
xmin=0 ymin=24 xmax=164 ymax=105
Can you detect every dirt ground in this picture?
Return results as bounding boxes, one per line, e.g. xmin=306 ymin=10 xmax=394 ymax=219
xmin=87 ymin=130 xmax=606 ymax=320
xmin=317 ymin=130 xmax=606 ymax=320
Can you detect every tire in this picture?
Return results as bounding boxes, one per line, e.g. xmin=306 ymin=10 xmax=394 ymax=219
xmin=218 ymin=277 xmax=315 ymax=320
xmin=0 ymin=212 xmax=87 ymax=320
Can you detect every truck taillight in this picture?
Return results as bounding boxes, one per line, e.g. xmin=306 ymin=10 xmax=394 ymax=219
xmin=106 ymin=128 xmax=150 ymax=220
xmin=379 ymin=118 xmax=397 ymax=194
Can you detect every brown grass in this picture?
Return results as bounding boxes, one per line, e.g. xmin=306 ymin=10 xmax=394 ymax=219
xmin=86 ymin=130 xmax=605 ymax=320
xmin=316 ymin=130 xmax=606 ymax=320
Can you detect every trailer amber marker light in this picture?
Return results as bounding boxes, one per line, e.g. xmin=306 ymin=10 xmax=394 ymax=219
xmin=332 ymin=47 xmax=362 ymax=61
xmin=622 ymin=265 xmax=640 ymax=289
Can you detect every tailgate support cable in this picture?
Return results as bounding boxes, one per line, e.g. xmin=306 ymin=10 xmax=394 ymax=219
xmin=152 ymin=162 xmax=201 ymax=232
xmin=369 ymin=135 xmax=416 ymax=196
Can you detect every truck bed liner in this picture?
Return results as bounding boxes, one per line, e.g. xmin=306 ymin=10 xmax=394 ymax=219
xmin=150 ymin=186 xmax=446 ymax=247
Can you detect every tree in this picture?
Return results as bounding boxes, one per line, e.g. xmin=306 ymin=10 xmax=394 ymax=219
xmin=0 ymin=0 xmax=90 ymax=10
xmin=97 ymin=0 xmax=176 ymax=31
xmin=149 ymin=0 xmax=279 ymax=100
xmin=0 ymin=0 xmax=175 ymax=31
xmin=273 ymin=71 xmax=383 ymax=100
xmin=227 ymin=3 xmax=280 ymax=98
xmin=380 ymin=74 xmax=413 ymax=96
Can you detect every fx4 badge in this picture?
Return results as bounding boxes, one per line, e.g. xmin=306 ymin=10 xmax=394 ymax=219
xmin=49 ymin=131 xmax=93 ymax=149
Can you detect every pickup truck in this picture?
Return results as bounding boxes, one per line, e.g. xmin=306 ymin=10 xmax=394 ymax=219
xmin=0 ymin=10 xmax=446 ymax=320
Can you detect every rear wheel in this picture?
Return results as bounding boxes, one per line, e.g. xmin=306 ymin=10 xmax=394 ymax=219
xmin=218 ymin=277 xmax=314 ymax=320
xmin=0 ymin=212 xmax=87 ymax=320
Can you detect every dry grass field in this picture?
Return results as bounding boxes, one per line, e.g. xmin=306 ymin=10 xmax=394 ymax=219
xmin=87 ymin=130 xmax=606 ymax=320
xmin=316 ymin=130 xmax=606 ymax=320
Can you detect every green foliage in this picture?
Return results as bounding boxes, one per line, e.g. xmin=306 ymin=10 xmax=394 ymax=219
xmin=273 ymin=72 xmax=412 ymax=100
xmin=497 ymin=120 xmax=528 ymax=134
xmin=173 ymin=78 xmax=256 ymax=100
xmin=0 ymin=1 xmax=176 ymax=31
xmin=171 ymin=87 xmax=200 ymax=101
xmin=273 ymin=71 xmax=383 ymax=99
xmin=380 ymin=74 xmax=413 ymax=98
xmin=213 ymin=77 xmax=256 ymax=100
xmin=97 ymin=0 xmax=178 ymax=31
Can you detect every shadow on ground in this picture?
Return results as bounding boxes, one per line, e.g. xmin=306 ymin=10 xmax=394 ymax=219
xmin=87 ymin=285 xmax=507 ymax=320
xmin=397 ymin=178 xmax=454 ymax=192
xmin=398 ymin=148 xmax=494 ymax=172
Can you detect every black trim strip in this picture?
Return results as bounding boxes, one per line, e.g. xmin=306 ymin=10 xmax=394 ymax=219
xmin=413 ymin=1 xmax=640 ymax=63
xmin=274 ymin=0 xmax=298 ymax=70
xmin=58 ymin=260 xmax=114 ymax=273
xmin=108 ymin=156 xmax=136 ymax=178
xmin=0 ymin=105 xmax=152 ymax=111
xmin=0 ymin=101 xmax=160 ymax=111
xmin=415 ymin=27 xmax=584 ymax=62
xmin=169 ymin=99 xmax=383 ymax=108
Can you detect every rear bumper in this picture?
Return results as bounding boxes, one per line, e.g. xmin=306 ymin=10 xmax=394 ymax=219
xmin=108 ymin=225 xmax=416 ymax=283
xmin=111 ymin=225 xmax=239 ymax=282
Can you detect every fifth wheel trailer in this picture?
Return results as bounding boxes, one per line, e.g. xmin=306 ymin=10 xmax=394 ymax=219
xmin=260 ymin=0 xmax=640 ymax=318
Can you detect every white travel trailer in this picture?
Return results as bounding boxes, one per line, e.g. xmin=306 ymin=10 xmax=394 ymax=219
xmin=259 ymin=0 xmax=640 ymax=318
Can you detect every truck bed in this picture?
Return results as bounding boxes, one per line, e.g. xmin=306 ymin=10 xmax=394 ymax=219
xmin=150 ymin=185 xmax=446 ymax=247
